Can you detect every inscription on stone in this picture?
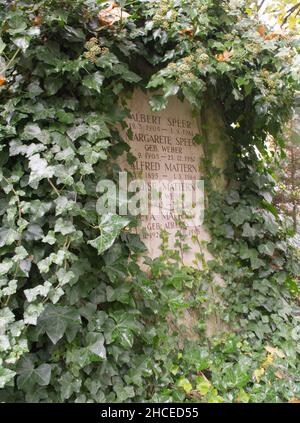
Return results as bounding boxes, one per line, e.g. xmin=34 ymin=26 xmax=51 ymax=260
xmin=119 ymin=90 xmax=209 ymax=263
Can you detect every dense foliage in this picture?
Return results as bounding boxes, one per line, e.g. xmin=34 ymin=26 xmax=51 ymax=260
xmin=0 ymin=0 xmax=299 ymax=402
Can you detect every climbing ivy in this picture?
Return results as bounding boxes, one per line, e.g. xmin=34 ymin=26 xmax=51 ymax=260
xmin=0 ymin=0 xmax=299 ymax=403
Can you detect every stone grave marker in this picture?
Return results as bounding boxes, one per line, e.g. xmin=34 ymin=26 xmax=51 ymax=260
xmin=118 ymin=89 xmax=210 ymax=265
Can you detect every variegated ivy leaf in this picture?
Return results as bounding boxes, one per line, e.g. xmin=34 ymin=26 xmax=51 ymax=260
xmin=28 ymin=154 xmax=55 ymax=184
xmin=0 ymin=367 xmax=16 ymax=389
xmin=0 ymin=261 xmax=13 ymax=276
xmin=88 ymin=214 xmax=130 ymax=255
xmin=1 ymin=280 xmax=17 ymax=297
xmin=24 ymin=282 xmax=52 ymax=303
xmin=24 ymin=303 xmax=44 ymax=326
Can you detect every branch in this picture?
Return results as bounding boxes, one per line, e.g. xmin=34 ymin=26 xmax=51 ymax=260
xmin=281 ymin=2 xmax=300 ymax=27
xmin=257 ymin=0 xmax=266 ymax=12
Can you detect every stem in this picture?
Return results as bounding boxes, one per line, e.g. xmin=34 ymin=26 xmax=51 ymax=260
xmin=281 ymin=2 xmax=300 ymax=27
xmin=48 ymin=178 xmax=61 ymax=196
xmin=257 ymin=0 xmax=266 ymax=12
xmin=0 ymin=48 xmax=21 ymax=74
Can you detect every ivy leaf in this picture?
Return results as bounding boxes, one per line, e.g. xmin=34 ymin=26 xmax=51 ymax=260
xmin=56 ymin=111 xmax=74 ymax=124
xmin=23 ymin=123 xmax=42 ymax=140
xmin=29 ymin=154 xmax=54 ymax=184
xmin=17 ymin=356 xmax=51 ymax=389
xmin=82 ymin=72 xmax=104 ymax=93
xmin=13 ymin=36 xmax=30 ymax=52
xmin=54 ymin=218 xmax=75 ymax=235
xmin=57 ymin=269 xmax=76 ymax=287
xmin=0 ymin=261 xmax=13 ymax=276
xmin=230 ymin=206 xmax=251 ymax=226
xmin=226 ymin=191 xmax=240 ymax=205
xmin=177 ymin=377 xmax=193 ymax=394
xmin=37 ymin=304 xmax=81 ymax=344
xmin=67 ymin=125 xmax=88 ymax=141
xmin=149 ymin=95 xmax=168 ymax=112
xmin=163 ymin=81 xmax=180 ymax=98
xmin=0 ymin=227 xmax=20 ymax=247
xmin=196 ymin=376 xmax=212 ymax=396
xmin=110 ymin=310 xmax=142 ymax=349
xmin=113 ymin=384 xmax=135 ymax=402
xmin=44 ymin=77 xmax=64 ymax=96
xmin=242 ymin=223 xmax=257 ymax=239
xmin=64 ymin=25 xmax=85 ymax=42
xmin=113 ymin=64 xmax=141 ymax=83
xmin=24 ymin=282 xmax=52 ymax=303
xmin=86 ymin=333 xmax=106 ymax=359
xmin=0 ymin=367 xmax=16 ymax=388
xmin=88 ymin=214 xmax=130 ymax=255
xmin=258 ymin=242 xmax=275 ymax=256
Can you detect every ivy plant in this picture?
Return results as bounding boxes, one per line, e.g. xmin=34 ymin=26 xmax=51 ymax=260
xmin=0 ymin=0 xmax=299 ymax=403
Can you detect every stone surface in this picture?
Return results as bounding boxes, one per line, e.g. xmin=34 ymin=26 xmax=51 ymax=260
xmin=118 ymin=89 xmax=231 ymax=338
xmin=119 ymin=89 xmax=210 ymax=265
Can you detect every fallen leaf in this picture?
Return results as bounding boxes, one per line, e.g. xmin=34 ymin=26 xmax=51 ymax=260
xmin=179 ymin=28 xmax=194 ymax=37
xmin=254 ymin=367 xmax=265 ymax=382
xmin=262 ymin=353 xmax=274 ymax=369
xmin=0 ymin=76 xmax=6 ymax=86
xmin=265 ymin=30 xmax=287 ymax=41
xmin=275 ymin=371 xmax=284 ymax=380
xmin=33 ymin=16 xmax=42 ymax=26
xmin=216 ymin=50 xmax=233 ymax=62
xmin=98 ymin=2 xmax=130 ymax=27
xmin=265 ymin=346 xmax=286 ymax=359
xmin=257 ymin=25 xmax=266 ymax=37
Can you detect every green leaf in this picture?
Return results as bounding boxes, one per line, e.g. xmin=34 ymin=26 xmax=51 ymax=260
xmin=113 ymin=64 xmax=141 ymax=83
xmin=44 ymin=77 xmax=64 ymax=95
xmin=17 ymin=356 xmax=51 ymax=389
xmin=0 ymin=227 xmax=20 ymax=247
xmin=23 ymin=123 xmax=42 ymax=140
xmin=0 ymin=367 xmax=16 ymax=388
xmin=54 ymin=218 xmax=75 ymax=235
xmin=56 ymin=111 xmax=74 ymax=124
xmin=67 ymin=125 xmax=88 ymax=141
xmin=242 ymin=223 xmax=257 ymax=239
xmin=258 ymin=242 xmax=275 ymax=256
xmin=28 ymin=154 xmax=54 ymax=184
xmin=149 ymin=95 xmax=168 ymax=112
xmin=38 ymin=304 xmax=81 ymax=344
xmin=86 ymin=333 xmax=106 ymax=359
xmin=230 ymin=206 xmax=251 ymax=226
xmin=177 ymin=377 xmax=193 ymax=394
xmin=88 ymin=214 xmax=130 ymax=255
xmin=163 ymin=82 xmax=180 ymax=98
xmin=113 ymin=384 xmax=135 ymax=402
xmin=0 ymin=261 xmax=13 ymax=276
xmin=82 ymin=72 xmax=104 ymax=93
xmin=196 ymin=376 xmax=212 ymax=396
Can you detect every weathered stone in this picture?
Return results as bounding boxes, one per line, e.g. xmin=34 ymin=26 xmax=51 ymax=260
xmin=118 ymin=89 xmax=231 ymax=338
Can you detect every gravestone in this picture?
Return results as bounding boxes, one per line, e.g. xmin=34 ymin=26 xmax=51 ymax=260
xmin=119 ymin=89 xmax=210 ymax=265
xmin=118 ymin=89 xmax=231 ymax=338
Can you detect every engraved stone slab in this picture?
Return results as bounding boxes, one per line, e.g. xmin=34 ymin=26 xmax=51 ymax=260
xmin=119 ymin=89 xmax=210 ymax=265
